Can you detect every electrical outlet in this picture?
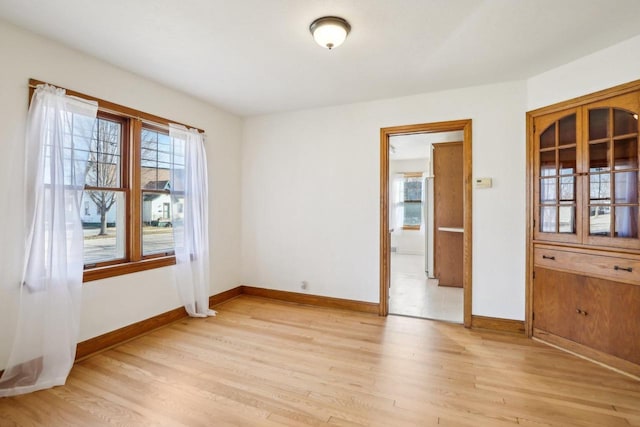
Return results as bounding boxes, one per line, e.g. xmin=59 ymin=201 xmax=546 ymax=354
xmin=301 ymin=280 xmax=308 ymax=290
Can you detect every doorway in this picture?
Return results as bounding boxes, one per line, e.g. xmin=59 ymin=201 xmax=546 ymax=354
xmin=379 ymin=120 xmax=472 ymax=327
xmin=387 ymin=135 xmax=463 ymax=322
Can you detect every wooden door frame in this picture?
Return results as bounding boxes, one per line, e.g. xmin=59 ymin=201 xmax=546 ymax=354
xmin=380 ymin=119 xmax=473 ymax=327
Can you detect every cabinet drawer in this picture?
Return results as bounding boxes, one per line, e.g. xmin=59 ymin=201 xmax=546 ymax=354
xmin=533 ymin=247 xmax=640 ymax=285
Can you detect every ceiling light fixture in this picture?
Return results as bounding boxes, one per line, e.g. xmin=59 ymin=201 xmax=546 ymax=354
xmin=309 ymin=16 xmax=351 ymax=50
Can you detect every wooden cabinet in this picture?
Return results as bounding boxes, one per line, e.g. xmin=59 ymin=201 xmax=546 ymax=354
xmin=434 ymin=142 xmax=463 ymax=287
xmin=529 ymin=82 xmax=640 ymax=377
xmin=533 ymin=267 xmax=640 ymax=367
xmin=534 ymin=92 xmax=640 ymax=249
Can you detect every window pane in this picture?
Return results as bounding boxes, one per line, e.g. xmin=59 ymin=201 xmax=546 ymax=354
xmin=44 ymin=113 xmax=94 ymax=187
xmin=141 ymin=126 xmax=183 ymax=256
xmin=589 ymin=142 xmax=609 ymax=172
xmin=85 ymin=118 xmax=122 ymax=188
xmin=82 ymin=191 xmax=126 ymax=265
xmin=404 ymin=178 xmax=422 ymax=201
xmin=558 ymin=114 xmax=576 ymax=146
xmin=615 ymin=206 xmax=638 ymax=238
xmin=589 ymin=205 xmax=611 ymax=236
xmin=558 ymin=147 xmax=576 ymax=175
xmin=613 ymin=109 xmax=637 ymax=137
xmin=559 ymin=176 xmax=575 ymax=202
xmin=614 ymin=171 xmax=638 ymax=204
xmin=539 ymin=150 xmax=555 ymax=177
xmin=540 ymin=206 xmax=556 ymax=232
xmin=540 ymin=178 xmax=557 ymax=203
xmin=589 ymin=108 xmax=609 ymax=140
xmin=141 ymin=129 xmax=158 ymax=164
xmin=142 ymin=192 xmax=175 ymax=256
xmin=157 ymin=133 xmax=172 ymax=164
xmin=540 ymin=124 xmax=555 ymax=149
xmin=590 ymin=173 xmax=611 ymax=203
xmin=558 ymin=204 xmax=575 ymax=233
xmin=141 ymin=128 xmax=161 ymax=189
xmin=614 ymin=137 xmax=638 ymax=170
xmin=403 ymin=202 xmax=422 ymax=227
xmin=141 ymin=128 xmax=181 ymax=191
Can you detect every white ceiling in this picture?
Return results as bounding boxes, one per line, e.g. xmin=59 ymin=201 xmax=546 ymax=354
xmin=1 ymin=0 xmax=640 ymax=117
xmin=390 ymin=131 xmax=463 ymax=160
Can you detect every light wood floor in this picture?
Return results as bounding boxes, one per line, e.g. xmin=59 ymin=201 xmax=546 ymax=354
xmin=0 ymin=296 xmax=639 ymax=426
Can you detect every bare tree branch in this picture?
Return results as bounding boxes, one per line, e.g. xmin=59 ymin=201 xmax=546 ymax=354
xmin=85 ymin=119 xmax=121 ymax=235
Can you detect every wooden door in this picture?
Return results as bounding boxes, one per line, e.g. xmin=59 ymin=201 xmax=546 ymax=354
xmin=434 ymin=142 xmax=463 ymax=287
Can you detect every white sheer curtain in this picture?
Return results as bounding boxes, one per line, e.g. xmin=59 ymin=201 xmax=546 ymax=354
xmin=0 ymin=85 xmax=97 ymax=396
xmin=169 ymin=124 xmax=215 ymax=317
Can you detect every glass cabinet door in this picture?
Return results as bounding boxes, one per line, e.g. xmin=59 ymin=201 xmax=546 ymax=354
xmin=583 ymin=92 xmax=640 ymax=249
xmin=533 ymin=108 xmax=582 ymax=244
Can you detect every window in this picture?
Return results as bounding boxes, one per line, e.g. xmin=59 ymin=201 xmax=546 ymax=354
xmin=402 ymin=173 xmax=423 ymax=230
xmin=140 ymin=125 xmax=184 ymax=256
xmin=30 ymin=79 xmax=203 ymax=281
xmin=82 ymin=113 xmax=127 ymax=266
xmin=80 ymin=116 xmax=187 ymax=277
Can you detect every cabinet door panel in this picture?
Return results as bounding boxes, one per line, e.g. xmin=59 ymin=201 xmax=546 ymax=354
xmin=533 ymin=108 xmax=582 ymax=244
xmin=575 ymin=278 xmax=611 ymax=353
xmin=583 ymin=92 xmax=640 ymax=249
xmin=533 ymin=268 xmax=581 ymax=340
xmin=596 ymin=278 xmax=640 ymax=365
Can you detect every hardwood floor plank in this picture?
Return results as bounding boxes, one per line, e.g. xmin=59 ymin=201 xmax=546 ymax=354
xmin=0 ymin=295 xmax=639 ymax=426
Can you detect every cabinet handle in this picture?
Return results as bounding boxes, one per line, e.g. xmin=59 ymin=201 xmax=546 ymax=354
xmin=542 ymin=255 xmax=555 ymax=260
xmin=614 ymin=265 xmax=633 ymax=273
xmin=576 ymin=308 xmax=588 ymax=316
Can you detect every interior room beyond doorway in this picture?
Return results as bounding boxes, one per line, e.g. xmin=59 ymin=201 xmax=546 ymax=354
xmin=388 ymin=131 xmax=464 ymax=323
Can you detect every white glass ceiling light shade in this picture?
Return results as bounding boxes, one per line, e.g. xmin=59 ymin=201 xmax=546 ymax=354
xmin=309 ymin=16 xmax=351 ymax=50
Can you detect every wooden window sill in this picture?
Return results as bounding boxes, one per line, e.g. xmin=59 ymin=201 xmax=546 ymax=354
xmin=83 ymin=256 xmax=176 ymax=282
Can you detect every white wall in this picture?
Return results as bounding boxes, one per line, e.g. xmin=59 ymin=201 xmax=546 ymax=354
xmin=527 ymin=34 xmax=640 ymax=110
xmin=242 ymin=80 xmax=527 ymax=320
xmin=389 ymin=159 xmax=428 ymax=175
xmin=0 ymin=20 xmax=242 ymax=368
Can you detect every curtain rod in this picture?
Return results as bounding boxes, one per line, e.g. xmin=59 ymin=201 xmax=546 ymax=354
xmin=28 ymin=81 xmax=205 ymax=134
